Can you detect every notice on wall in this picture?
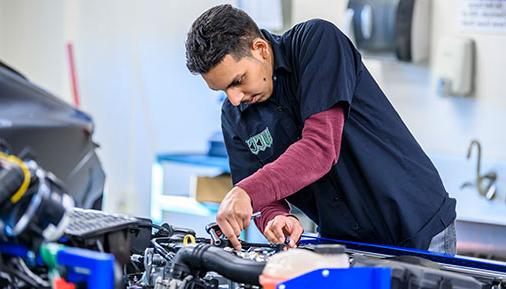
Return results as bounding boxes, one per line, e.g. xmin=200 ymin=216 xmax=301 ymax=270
xmin=459 ymin=0 xmax=506 ymax=33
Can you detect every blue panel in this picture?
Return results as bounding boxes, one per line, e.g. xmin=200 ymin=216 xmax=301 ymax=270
xmin=57 ymin=247 xmax=115 ymax=289
xmin=278 ymin=268 xmax=391 ymax=289
xmin=300 ymin=235 xmax=506 ymax=274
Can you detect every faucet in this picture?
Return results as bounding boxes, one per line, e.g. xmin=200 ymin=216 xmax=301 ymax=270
xmin=462 ymin=139 xmax=497 ymax=200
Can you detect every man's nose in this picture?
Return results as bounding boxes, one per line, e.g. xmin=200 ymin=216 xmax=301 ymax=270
xmin=226 ymin=88 xmax=244 ymax=106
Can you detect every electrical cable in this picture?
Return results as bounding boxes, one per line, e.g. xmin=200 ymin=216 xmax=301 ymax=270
xmin=96 ymin=239 xmax=105 ymax=252
xmin=16 ymin=258 xmax=50 ymax=288
xmin=3 ymin=258 xmax=49 ymax=288
xmin=151 ymin=239 xmax=173 ymax=262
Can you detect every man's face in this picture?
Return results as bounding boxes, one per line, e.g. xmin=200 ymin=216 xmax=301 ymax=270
xmin=203 ymin=39 xmax=273 ymax=106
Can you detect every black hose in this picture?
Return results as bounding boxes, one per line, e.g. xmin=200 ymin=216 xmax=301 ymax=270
xmin=0 ymin=166 xmax=24 ymax=206
xmin=170 ymin=243 xmax=265 ymax=285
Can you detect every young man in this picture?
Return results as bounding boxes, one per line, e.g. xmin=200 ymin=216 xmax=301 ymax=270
xmin=185 ymin=4 xmax=457 ymax=254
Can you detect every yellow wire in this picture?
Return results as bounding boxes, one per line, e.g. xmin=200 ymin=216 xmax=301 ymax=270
xmin=0 ymin=152 xmax=31 ymax=203
xmin=183 ymin=234 xmax=196 ymax=246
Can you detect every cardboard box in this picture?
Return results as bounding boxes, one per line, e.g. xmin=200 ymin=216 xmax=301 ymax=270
xmin=191 ymin=174 xmax=232 ymax=203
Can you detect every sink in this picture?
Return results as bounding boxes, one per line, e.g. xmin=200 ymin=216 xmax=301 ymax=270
xmin=429 ymin=153 xmax=506 ymax=259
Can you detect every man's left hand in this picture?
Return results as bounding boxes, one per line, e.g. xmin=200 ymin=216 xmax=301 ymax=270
xmin=264 ymin=215 xmax=303 ymax=248
xmin=216 ymin=186 xmax=253 ymax=250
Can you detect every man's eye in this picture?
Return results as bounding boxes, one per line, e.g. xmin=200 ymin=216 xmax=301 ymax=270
xmin=231 ymin=76 xmax=245 ymax=87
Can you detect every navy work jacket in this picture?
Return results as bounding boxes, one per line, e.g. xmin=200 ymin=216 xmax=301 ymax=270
xmin=221 ymin=19 xmax=456 ymax=250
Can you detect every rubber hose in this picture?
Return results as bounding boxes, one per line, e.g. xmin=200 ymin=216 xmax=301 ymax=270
xmin=170 ymin=243 xmax=265 ymax=285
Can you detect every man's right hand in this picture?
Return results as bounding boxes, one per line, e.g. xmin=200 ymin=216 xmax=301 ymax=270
xmin=264 ymin=215 xmax=303 ymax=248
xmin=216 ymin=186 xmax=253 ymax=250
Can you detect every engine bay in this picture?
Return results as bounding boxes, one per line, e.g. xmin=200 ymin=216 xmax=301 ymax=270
xmin=1 ymin=146 xmax=506 ymax=289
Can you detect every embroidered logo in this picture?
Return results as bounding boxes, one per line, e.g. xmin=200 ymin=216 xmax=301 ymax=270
xmin=245 ymin=127 xmax=273 ymax=155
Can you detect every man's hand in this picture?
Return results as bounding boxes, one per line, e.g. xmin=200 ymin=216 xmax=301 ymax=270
xmin=216 ymin=186 xmax=253 ymax=250
xmin=264 ymin=215 xmax=303 ymax=248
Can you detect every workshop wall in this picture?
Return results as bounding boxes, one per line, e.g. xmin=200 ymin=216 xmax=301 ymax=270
xmin=70 ymin=0 xmax=232 ymax=216
xmin=1 ymin=0 xmax=505 ymax=222
xmin=292 ymin=0 xmax=506 ymax=159
xmin=0 ymin=1 xmax=3 ymax=56
xmin=292 ymin=0 xmax=348 ymax=27
xmin=413 ymin=0 xmax=506 ymax=158
xmin=379 ymin=0 xmax=506 ymax=210
xmin=0 ymin=0 xmax=231 ymax=217
xmin=431 ymin=0 xmax=506 ymax=106
xmin=0 ymin=0 xmax=69 ymax=103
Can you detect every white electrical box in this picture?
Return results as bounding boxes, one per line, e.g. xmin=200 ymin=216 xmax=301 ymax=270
xmin=435 ymin=37 xmax=475 ymax=97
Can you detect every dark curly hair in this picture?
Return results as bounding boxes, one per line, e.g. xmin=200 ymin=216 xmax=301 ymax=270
xmin=185 ymin=4 xmax=264 ymax=74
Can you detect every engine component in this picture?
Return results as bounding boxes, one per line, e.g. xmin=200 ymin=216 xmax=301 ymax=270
xmin=0 ymin=145 xmax=74 ymax=250
xmin=260 ymin=244 xmax=349 ymax=287
xmin=169 ymin=243 xmax=266 ymax=285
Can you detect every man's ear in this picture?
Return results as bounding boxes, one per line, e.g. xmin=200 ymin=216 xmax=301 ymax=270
xmin=251 ymin=38 xmax=269 ymax=59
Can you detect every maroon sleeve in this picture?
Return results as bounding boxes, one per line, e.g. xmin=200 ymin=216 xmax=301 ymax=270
xmin=238 ymin=105 xmax=345 ymax=216
xmin=252 ymin=200 xmax=291 ymax=233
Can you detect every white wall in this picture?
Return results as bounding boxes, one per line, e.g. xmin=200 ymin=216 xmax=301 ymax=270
xmin=292 ymin=0 xmax=506 ymax=160
xmin=430 ymin=0 xmax=506 ymax=106
xmin=292 ymin=0 xmax=348 ymax=28
xmin=1 ymin=0 xmax=233 ymax=217
xmin=71 ymin=0 xmax=232 ymax=216
xmin=2 ymin=0 xmax=505 ymax=219
xmin=0 ymin=0 xmax=3 ymax=56
xmin=387 ymin=0 xmax=506 ymax=159
xmin=0 ymin=0 xmax=70 ymax=102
